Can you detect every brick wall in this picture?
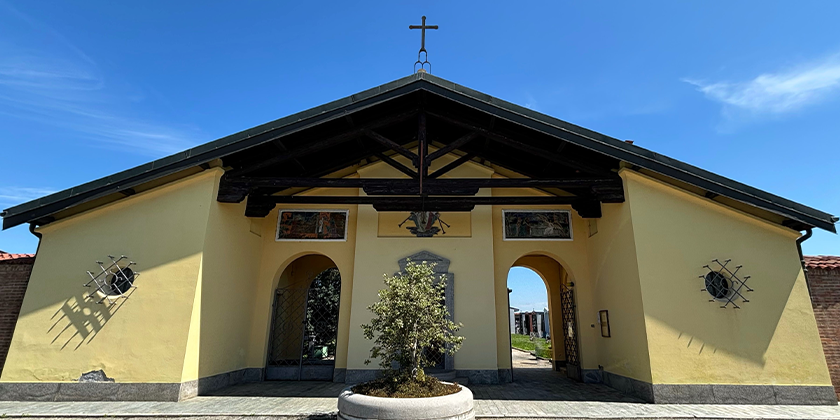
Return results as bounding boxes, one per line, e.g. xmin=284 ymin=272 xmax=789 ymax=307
xmin=0 ymin=257 xmax=34 ymax=376
xmin=806 ymin=264 xmax=840 ymax=400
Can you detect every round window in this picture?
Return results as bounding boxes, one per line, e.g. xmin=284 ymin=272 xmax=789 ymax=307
xmin=106 ymin=267 xmax=135 ymax=295
xmin=704 ymin=272 xmax=730 ymax=299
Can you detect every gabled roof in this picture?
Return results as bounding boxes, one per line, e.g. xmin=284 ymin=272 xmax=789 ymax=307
xmin=1 ymin=73 xmax=837 ymax=232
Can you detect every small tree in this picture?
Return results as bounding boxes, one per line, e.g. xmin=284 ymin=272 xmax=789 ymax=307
xmin=361 ymin=260 xmax=464 ymax=382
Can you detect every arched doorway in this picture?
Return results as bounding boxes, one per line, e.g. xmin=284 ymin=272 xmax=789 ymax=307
xmin=266 ymin=255 xmax=342 ymax=381
xmin=507 ymin=255 xmax=580 ymax=381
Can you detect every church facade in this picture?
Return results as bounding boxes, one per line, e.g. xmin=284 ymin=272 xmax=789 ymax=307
xmin=0 ymin=73 xmax=837 ymax=404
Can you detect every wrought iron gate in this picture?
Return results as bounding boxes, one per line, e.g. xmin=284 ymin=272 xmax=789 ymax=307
xmin=560 ymin=286 xmax=581 ymax=380
xmin=266 ymin=268 xmax=341 ymax=381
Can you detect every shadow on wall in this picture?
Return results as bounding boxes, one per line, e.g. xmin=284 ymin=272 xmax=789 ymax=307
xmin=644 ymin=252 xmax=800 ymax=368
xmin=48 ymin=288 xmax=134 ymax=351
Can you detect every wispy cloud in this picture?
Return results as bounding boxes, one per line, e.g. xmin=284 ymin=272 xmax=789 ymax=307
xmin=0 ymin=187 xmax=56 ymax=207
xmin=684 ymin=53 xmax=840 ymax=115
xmin=0 ymin=2 xmax=198 ymax=156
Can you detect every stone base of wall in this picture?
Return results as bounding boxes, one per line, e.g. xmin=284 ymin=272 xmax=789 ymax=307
xmin=586 ymin=369 xmax=836 ymax=405
xmin=343 ymin=369 xmax=508 ymax=385
xmin=0 ymin=368 xmax=264 ymax=402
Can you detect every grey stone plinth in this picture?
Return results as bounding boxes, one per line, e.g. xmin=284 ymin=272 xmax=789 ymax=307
xmin=773 ymin=385 xmax=838 ymax=405
xmin=582 ymin=369 xmax=603 ymax=384
xmin=652 ymin=384 xmax=714 ymax=404
xmin=0 ymin=383 xmax=59 ymax=401
xmin=712 ymin=384 xmax=776 ymax=405
xmin=498 ymin=369 xmax=512 ymax=383
xmin=345 ymin=369 xmax=381 ymax=384
xmin=0 ymin=368 xmax=264 ymax=402
xmin=455 ymin=370 xmax=498 ymax=384
xmin=338 ymin=383 xmax=474 ymax=420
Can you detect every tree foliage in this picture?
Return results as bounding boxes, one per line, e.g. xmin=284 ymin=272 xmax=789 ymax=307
xmin=304 ymin=267 xmax=341 ymax=359
xmin=361 ymin=260 xmax=464 ymax=381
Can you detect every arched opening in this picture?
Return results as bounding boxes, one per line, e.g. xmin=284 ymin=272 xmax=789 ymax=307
xmin=507 ymin=255 xmax=578 ymax=382
xmin=265 ymin=254 xmax=341 ymax=381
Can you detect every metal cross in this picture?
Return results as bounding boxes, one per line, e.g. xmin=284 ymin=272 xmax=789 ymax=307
xmin=409 ymin=16 xmax=438 ymax=54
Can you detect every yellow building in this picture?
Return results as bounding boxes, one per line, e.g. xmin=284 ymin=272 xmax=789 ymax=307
xmin=0 ymin=73 xmax=837 ymax=404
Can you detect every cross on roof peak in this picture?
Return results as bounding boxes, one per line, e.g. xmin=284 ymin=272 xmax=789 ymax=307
xmin=409 ymin=16 xmax=438 ymax=74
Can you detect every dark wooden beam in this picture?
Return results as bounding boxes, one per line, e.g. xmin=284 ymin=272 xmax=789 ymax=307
xmin=374 ymin=153 xmax=419 ymax=178
xmin=223 ymin=177 xmax=621 ymax=189
xmin=426 ymin=132 xmax=479 ymax=162
xmin=272 ymin=140 xmax=306 ymax=172
xmin=418 ymin=113 xmax=428 ymax=193
xmin=255 ymin=195 xmax=584 ymax=207
xmin=428 ymin=153 xmax=476 ymax=178
xmin=363 ymin=185 xmax=479 ymax=196
xmin=363 ymin=129 xmax=418 ymax=165
xmin=426 ymin=111 xmax=610 ymax=176
xmin=572 ymin=201 xmax=602 ymax=218
xmin=227 ymin=109 xmax=417 ymax=177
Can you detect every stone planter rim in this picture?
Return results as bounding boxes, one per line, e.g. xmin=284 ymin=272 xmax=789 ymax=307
xmin=338 ymin=382 xmax=474 ymax=420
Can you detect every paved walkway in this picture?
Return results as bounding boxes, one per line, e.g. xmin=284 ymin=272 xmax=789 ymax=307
xmin=2 ymin=352 xmax=840 ymax=419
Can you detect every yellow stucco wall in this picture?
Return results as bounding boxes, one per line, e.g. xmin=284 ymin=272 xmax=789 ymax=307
xmin=585 ymin=199 xmax=652 ymax=382
xmin=345 ymin=154 xmax=500 ymax=372
xmin=624 ymin=170 xmax=831 ymax=386
xmin=378 ymin=212 xmax=471 ymax=237
xmin=3 ymin=152 xmax=828 ymax=390
xmin=490 ymin=185 xmax=599 ymax=371
xmin=182 ymin=169 xmax=265 ymax=381
xmin=248 ymin=192 xmax=359 ymax=371
xmin=1 ymin=171 xmax=218 ymax=383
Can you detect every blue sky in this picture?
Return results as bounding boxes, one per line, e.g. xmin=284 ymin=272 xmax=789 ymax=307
xmin=508 ymin=267 xmax=549 ymax=313
xmin=0 ymin=1 xmax=838 ymax=256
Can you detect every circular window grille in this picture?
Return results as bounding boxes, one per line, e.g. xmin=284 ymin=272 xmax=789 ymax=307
xmin=105 ymin=267 xmax=135 ymax=295
xmin=704 ymin=272 xmax=730 ymax=300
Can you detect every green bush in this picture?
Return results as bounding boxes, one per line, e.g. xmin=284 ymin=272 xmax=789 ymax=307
xmin=360 ymin=261 xmax=464 ymax=384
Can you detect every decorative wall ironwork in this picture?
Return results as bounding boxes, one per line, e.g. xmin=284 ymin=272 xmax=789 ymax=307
xmin=276 ymin=210 xmax=348 ymax=241
xmin=698 ymin=259 xmax=753 ymax=309
xmin=83 ymin=255 xmax=138 ymax=304
xmin=560 ymin=286 xmax=579 ymax=366
xmin=266 ymin=268 xmax=341 ymax=380
xmin=503 ymin=210 xmax=573 ymax=240
xmin=398 ymin=211 xmax=449 ymax=237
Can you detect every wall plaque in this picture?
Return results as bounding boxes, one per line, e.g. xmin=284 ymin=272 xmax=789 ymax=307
xmin=502 ymin=210 xmax=572 ymax=240
xmin=276 ymin=210 xmax=348 ymax=241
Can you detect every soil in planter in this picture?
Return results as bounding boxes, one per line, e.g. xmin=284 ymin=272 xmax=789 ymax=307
xmin=351 ymin=375 xmax=461 ymax=398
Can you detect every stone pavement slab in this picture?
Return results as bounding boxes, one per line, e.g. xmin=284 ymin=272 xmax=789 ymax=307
xmin=2 ymin=395 xmax=840 ymax=419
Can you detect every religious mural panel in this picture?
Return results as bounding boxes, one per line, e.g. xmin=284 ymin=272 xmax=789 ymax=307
xmin=502 ymin=210 xmax=572 ymax=240
xmin=276 ymin=210 xmax=348 ymax=241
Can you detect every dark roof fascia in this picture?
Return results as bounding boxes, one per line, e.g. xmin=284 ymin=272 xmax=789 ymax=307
xmin=2 ymin=72 xmax=836 ymax=233
xmin=415 ymin=74 xmax=837 ymax=233
xmin=1 ymin=73 xmax=429 ymax=230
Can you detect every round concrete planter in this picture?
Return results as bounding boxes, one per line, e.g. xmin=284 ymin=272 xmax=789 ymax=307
xmin=337 ymin=383 xmax=474 ymax=420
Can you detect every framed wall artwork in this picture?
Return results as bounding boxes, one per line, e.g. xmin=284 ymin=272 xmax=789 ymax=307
xmin=276 ymin=209 xmax=349 ymax=241
xmin=502 ymin=210 xmax=573 ymax=241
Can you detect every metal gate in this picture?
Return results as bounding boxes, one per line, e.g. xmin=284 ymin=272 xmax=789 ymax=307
xmin=266 ymin=268 xmax=341 ymax=381
xmin=560 ymin=286 xmax=581 ymax=380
